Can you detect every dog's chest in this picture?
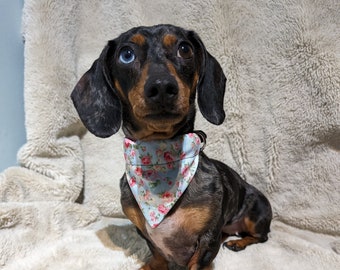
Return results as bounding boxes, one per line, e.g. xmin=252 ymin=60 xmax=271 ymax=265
xmin=145 ymin=204 xmax=212 ymax=265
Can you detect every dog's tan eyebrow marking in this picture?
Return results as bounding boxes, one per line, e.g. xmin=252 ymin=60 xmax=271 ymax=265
xmin=163 ymin=34 xmax=177 ymax=47
xmin=130 ymin=34 xmax=146 ymax=46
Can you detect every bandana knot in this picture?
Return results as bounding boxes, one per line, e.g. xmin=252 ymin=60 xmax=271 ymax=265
xmin=123 ymin=133 xmax=203 ymax=228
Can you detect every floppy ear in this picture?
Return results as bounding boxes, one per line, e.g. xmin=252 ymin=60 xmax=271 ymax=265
xmin=189 ymin=32 xmax=226 ymax=125
xmin=71 ymin=41 xmax=122 ymax=138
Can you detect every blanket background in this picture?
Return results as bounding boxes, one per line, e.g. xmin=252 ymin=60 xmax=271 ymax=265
xmin=1 ymin=0 xmax=339 ymax=269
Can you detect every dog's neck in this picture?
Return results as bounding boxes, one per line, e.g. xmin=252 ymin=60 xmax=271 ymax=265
xmin=123 ymin=132 xmax=205 ymax=228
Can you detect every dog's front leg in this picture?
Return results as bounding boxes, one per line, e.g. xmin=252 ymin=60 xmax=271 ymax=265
xmin=140 ymin=238 xmax=169 ymax=270
xmin=140 ymin=254 xmax=168 ymax=270
xmin=187 ymin=232 xmax=221 ymax=270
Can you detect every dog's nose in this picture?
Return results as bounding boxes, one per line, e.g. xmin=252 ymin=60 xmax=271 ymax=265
xmin=144 ymin=77 xmax=179 ymax=104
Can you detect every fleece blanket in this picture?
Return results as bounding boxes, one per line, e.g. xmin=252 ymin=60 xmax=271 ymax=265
xmin=1 ymin=0 xmax=339 ymax=269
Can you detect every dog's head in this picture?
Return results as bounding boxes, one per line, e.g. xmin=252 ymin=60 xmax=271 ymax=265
xmin=71 ymin=24 xmax=226 ymax=141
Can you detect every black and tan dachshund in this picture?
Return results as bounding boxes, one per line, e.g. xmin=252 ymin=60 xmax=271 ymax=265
xmin=71 ymin=24 xmax=272 ymax=270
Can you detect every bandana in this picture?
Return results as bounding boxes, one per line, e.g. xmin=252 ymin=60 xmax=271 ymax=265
xmin=123 ymin=133 xmax=204 ymax=228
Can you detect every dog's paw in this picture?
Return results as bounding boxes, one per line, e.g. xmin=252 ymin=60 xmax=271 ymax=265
xmin=222 ymin=240 xmax=246 ymax=252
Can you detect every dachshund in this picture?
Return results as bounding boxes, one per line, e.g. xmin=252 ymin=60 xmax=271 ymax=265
xmin=71 ymin=24 xmax=272 ymax=270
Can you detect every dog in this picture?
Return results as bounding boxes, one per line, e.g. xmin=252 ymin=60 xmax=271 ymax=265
xmin=71 ymin=24 xmax=272 ymax=270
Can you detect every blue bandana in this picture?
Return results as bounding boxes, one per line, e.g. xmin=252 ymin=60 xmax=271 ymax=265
xmin=123 ymin=133 xmax=203 ymax=228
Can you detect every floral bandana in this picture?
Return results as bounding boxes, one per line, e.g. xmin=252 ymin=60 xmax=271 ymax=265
xmin=123 ymin=133 xmax=204 ymax=228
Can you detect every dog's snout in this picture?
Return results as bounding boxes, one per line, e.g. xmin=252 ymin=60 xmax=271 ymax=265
xmin=145 ymin=78 xmax=179 ymax=104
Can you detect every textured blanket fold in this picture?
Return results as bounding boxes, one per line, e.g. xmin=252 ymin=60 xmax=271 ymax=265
xmin=0 ymin=0 xmax=339 ymax=269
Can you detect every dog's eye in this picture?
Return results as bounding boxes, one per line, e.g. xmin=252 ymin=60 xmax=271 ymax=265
xmin=119 ymin=47 xmax=136 ymax=64
xmin=177 ymin=43 xmax=193 ymax=59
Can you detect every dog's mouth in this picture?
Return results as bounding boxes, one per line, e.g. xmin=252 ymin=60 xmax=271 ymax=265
xmin=127 ymin=106 xmax=190 ymax=141
xmin=145 ymin=111 xmax=182 ymax=121
xmin=136 ymin=109 xmax=185 ymax=134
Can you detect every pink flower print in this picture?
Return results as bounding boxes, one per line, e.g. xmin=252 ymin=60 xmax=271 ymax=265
xmin=144 ymin=190 xmax=151 ymax=201
xmin=162 ymin=191 xmax=174 ymax=203
xmin=141 ymin=155 xmax=151 ymax=165
xmin=167 ymin=180 xmax=173 ymax=186
xmin=124 ymin=140 xmax=131 ymax=149
xmin=130 ymin=149 xmax=136 ymax=157
xmin=164 ymin=152 xmax=174 ymax=162
xmin=195 ymin=137 xmax=200 ymax=145
xmin=129 ymin=177 xmax=136 ymax=187
xmin=188 ymin=133 xmax=194 ymax=138
xmin=140 ymin=178 xmax=144 ymax=186
xmin=180 ymin=152 xmax=186 ymax=159
xmin=181 ymin=165 xmax=190 ymax=177
xmin=158 ymin=204 xmax=169 ymax=214
xmin=145 ymin=169 xmax=154 ymax=178
xmin=135 ymin=167 xmax=143 ymax=176
xmin=150 ymin=211 xmax=157 ymax=222
xmin=167 ymin=162 xmax=174 ymax=169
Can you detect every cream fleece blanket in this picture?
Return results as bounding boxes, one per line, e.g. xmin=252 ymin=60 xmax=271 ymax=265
xmin=1 ymin=0 xmax=339 ymax=269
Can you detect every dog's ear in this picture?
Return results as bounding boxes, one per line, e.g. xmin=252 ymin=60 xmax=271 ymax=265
xmin=188 ymin=31 xmax=226 ymax=125
xmin=71 ymin=41 xmax=122 ymax=138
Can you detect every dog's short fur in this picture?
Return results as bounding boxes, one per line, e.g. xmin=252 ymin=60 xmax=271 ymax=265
xmin=71 ymin=24 xmax=272 ymax=270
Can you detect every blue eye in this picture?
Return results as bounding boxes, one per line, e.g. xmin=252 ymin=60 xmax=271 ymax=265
xmin=119 ymin=47 xmax=135 ymax=64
